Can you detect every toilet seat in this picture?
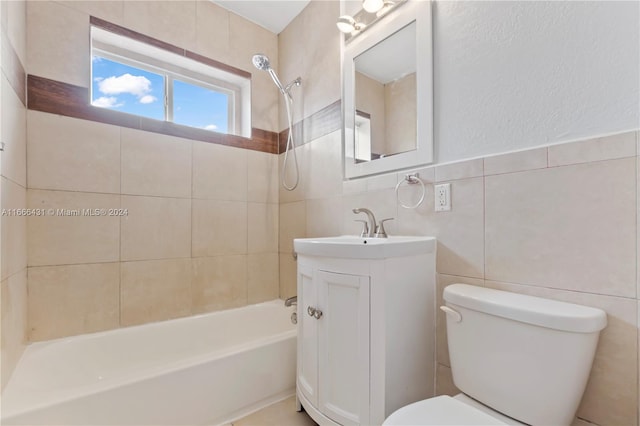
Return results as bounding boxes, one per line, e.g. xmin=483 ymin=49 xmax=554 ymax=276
xmin=383 ymin=395 xmax=510 ymax=425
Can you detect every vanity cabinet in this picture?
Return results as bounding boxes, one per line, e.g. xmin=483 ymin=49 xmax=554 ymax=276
xmin=294 ymin=237 xmax=436 ymax=426
xmin=298 ymin=267 xmax=370 ymax=425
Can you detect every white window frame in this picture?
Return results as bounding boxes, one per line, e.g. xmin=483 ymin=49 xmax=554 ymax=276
xmin=169 ymin=74 xmax=236 ymax=133
xmin=90 ymin=26 xmax=251 ymax=137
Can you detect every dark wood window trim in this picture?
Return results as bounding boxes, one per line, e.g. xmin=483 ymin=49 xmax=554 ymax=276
xmin=27 ymin=75 xmax=279 ymax=153
xmin=27 ymin=71 xmax=342 ymax=155
xmin=278 ymin=99 xmax=342 ymax=153
xmin=26 ymin=17 xmax=343 ymax=155
xmin=24 ymin=16 xmax=278 ymax=153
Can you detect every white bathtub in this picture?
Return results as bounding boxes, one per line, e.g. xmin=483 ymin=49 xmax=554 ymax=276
xmin=1 ymin=300 xmax=297 ymax=425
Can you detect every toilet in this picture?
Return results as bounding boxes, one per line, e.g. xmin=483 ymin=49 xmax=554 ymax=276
xmin=384 ymin=284 xmax=607 ymax=426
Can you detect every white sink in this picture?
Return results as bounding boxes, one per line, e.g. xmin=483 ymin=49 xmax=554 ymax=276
xmin=293 ymin=235 xmax=436 ymax=259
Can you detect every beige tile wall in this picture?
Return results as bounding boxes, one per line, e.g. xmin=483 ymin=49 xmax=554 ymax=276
xmin=28 ymin=263 xmax=119 ymax=340
xmin=26 ymin=0 xmax=280 ymax=133
xmin=26 ymin=111 xmax=280 ymax=340
xmin=279 ymin=130 xmax=640 ymax=425
xmin=277 ymin=0 xmax=341 ymax=131
xmin=23 ymin=0 xmax=283 ymax=342
xmin=1 ymin=0 xmax=27 ymax=390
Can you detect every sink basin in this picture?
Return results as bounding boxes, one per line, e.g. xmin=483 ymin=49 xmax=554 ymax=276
xmin=293 ymin=235 xmax=436 ymax=259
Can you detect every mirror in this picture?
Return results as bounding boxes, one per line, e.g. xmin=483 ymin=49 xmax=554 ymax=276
xmin=354 ymin=21 xmax=416 ymax=163
xmin=343 ymin=1 xmax=432 ymax=179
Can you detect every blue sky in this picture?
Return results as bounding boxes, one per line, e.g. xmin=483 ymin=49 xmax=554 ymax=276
xmin=92 ymin=56 xmax=229 ymax=133
xmin=173 ymin=79 xmax=229 ymax=133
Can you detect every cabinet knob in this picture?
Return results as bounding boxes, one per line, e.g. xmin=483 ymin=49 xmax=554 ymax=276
xmin=307 ymin=306 xmax=323 ymax=319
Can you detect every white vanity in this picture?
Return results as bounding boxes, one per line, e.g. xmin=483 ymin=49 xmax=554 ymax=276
xmin=293 ymin=236 xmax=436 ymax=426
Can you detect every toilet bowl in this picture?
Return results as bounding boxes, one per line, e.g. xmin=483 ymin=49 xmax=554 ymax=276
xmin=384 ymin=394 xmax=525 ymax=425
xmin=383 ymin=284 xmax=607 ymax=426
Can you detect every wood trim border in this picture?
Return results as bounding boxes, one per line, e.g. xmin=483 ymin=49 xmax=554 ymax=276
xmin=1 ymin=27 xmax=26 ymax=106
xmin=33 ymin=16 xmax=341 ymax=156
xmin=278 ymin=99 xmax=342 ymax=153
xmin=89 ymin=16 xmax=251 ymax=79
xmin=27 ymin=75 xmax=279 ymax=154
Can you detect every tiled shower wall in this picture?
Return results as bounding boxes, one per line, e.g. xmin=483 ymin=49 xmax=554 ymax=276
xmin=26 ymin=115 xmax=280 ymax=339
xmin=24 ymin=1 xmax=282 ymax=341
xmin=1 ymin=0 xmax=27 ymax=390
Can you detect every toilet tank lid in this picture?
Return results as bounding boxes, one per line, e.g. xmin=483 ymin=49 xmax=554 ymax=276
xmin=443 ymin=284 xmax=607 ymax=333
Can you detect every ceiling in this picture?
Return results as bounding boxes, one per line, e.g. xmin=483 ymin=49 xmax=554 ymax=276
xmin=213 ymin=0 xmax=311 ymax=34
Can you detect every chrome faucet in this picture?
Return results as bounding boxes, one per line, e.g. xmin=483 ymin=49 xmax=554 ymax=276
xmin=352 ymin=208 xmax=377 ymax=238
xmin=284 ymin=296 xmax=297 ymax=324
xmin=284 ymin=296 xmax=297 ymax=307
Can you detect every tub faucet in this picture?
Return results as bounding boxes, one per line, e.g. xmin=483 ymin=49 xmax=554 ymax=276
xmin=352 ymin=208 xmax=377 ymax=238
xmin=284 ymin=296 xmax=297 ymax=307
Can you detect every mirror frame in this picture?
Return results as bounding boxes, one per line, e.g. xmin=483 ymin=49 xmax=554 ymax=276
xmin=343 ymin=0 xmax=433 ymax=179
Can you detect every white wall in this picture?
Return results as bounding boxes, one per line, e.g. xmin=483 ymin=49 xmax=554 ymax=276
xmin=432 ymin=1 xmax=639 ymax=163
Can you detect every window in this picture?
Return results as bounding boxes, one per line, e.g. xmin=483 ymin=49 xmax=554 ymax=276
xmin=172 ymin=79 xmax=230 ymax=133
xmin=90 ymin=26 xmax=250 ymax=137
xmin=92 ymin=56 xmax=165 ymax=121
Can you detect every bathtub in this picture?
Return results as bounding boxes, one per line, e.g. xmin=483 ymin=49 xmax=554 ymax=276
xmin=1 ymin=300 xmax=297 ymax=425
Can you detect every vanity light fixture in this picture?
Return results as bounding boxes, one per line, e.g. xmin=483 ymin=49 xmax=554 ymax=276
xmin=336 ymin=15 xmax=365 ymax=34
xmin=337 ymin=0 xmax=405 ymax=40
xmin=363 ymin=0 xmax=385 ymax=13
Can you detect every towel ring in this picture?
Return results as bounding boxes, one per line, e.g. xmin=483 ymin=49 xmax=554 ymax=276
xmin=395 ymin=173 xmax=426 ymax=209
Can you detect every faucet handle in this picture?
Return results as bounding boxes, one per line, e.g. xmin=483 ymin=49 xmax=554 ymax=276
xmin=375 ymin=218 xmax=394 ymax=238
xmin=354 ymin=220 xmax=369 ymax=238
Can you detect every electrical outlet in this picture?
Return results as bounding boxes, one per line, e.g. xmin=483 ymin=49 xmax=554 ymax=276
xmin=434 ymin=183 xmax=451 ymax=212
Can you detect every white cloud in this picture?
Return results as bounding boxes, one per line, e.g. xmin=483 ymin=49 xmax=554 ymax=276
xmin=204 ymin=124 xmax=218 ymax=131
xmin=139 ymin=95 xmax=157 ymax=104
xmin=91 ymin=96 xmax=123 ymax=108
xmin=98 ymin=73 xmax=152 ymax=98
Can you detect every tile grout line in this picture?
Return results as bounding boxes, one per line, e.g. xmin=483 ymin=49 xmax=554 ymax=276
xmin=189 ymin=139 xmax=194 ymax=315
xmin=245 ymin=151 xmax=251 ymax=303
xmin=118 ymin=124 xmax=123 ymax=328
xmin=482 ymin=175 xmax=486 ymax=286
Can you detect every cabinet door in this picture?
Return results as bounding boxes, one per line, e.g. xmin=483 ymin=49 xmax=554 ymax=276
xmin=297 ymin=264 xmax=318 ymax=406
xmin=317 ymin=271 xmax=370 ymax=426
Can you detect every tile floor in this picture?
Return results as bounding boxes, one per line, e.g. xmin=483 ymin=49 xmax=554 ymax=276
xmin=232 ymin=396 xmax=317 ymax=426
xmin=229 ymin=396 xmax=595 ymax=426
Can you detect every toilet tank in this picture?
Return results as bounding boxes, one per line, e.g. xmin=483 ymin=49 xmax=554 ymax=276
xmin=443 ymin=284 xmax=607 ymax=426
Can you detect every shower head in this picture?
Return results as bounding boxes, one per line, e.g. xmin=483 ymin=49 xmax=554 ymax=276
xmin=252 ymin=53 xmax=285 ymax=93
xmin=252 ymin=54 xmax=301 ymax=191
xmin=252 ymin=54 xmax=271 ymax=71
xmin=252 ymin=53 xmax=301 ymax=96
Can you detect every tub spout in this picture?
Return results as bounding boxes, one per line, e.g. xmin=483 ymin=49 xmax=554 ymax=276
xmin=284 ymin=296 xmax=297 ymax=307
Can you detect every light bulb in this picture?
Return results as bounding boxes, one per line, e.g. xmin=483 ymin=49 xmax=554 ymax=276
xmin=363 ymin=0 xmax=384 ymax=13
xmin=336 ymin=15 xmax=356 ymax=33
